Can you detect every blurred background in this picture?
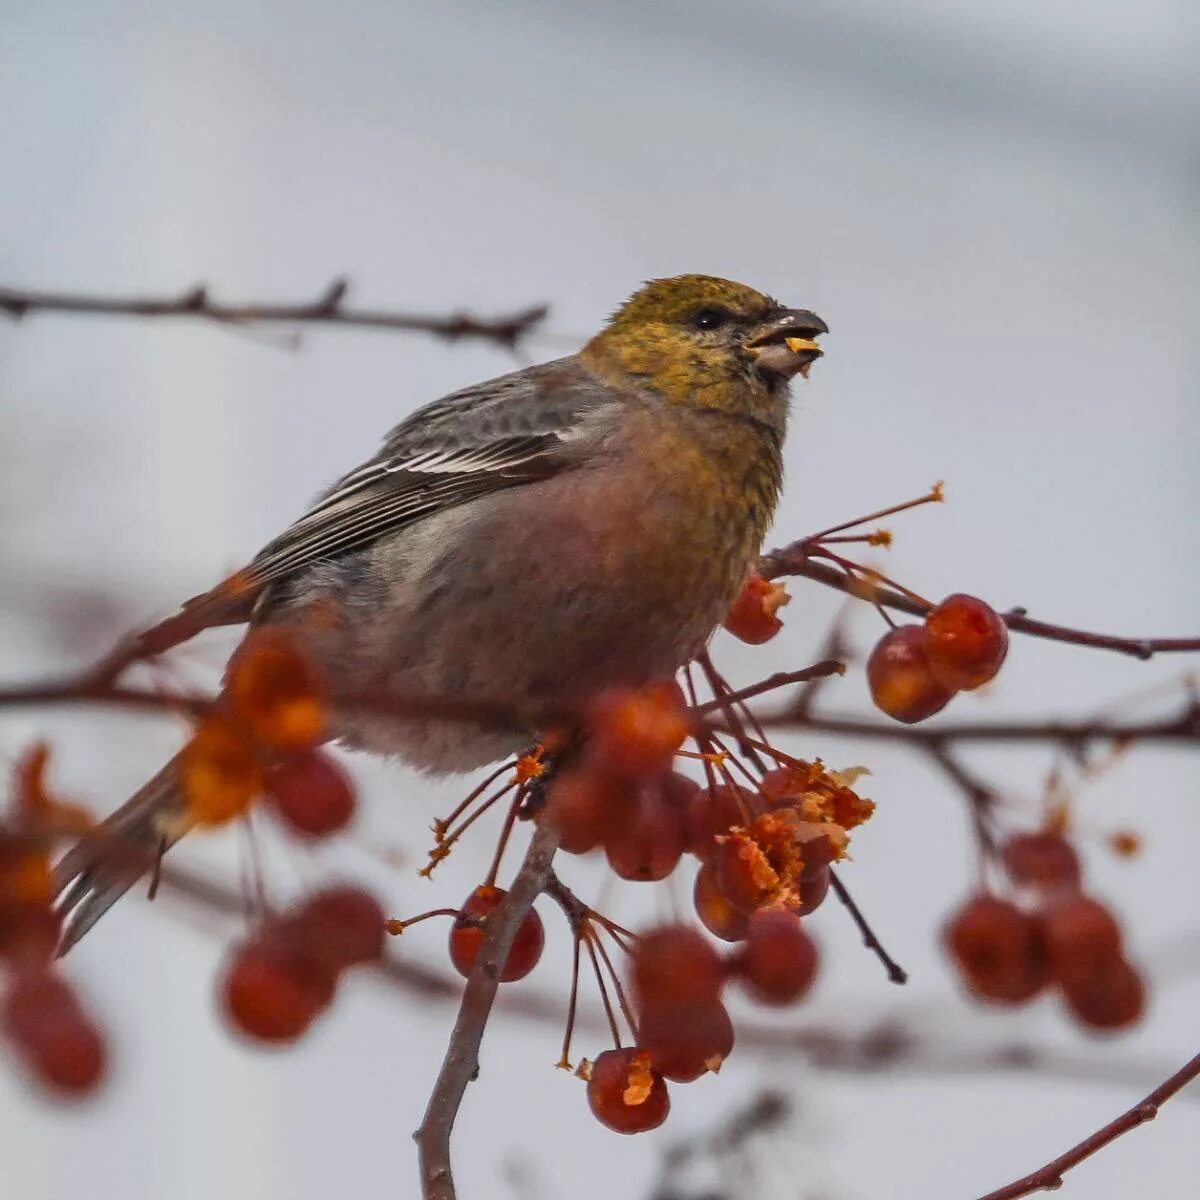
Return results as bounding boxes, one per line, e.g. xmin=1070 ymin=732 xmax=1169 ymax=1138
xmin=2 ymin=1 xmax=1198 ymax=1197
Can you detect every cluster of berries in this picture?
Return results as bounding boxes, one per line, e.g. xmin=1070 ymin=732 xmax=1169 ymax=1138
xmin=868 ymin=593 xmax=1009 ymax=723
xmin=221 ymin=885 xmax=386 ymax=1043
xmin=586 ymin=917 xmax=818 ymax=1134
xmin=0 ymin=748 xmax=105 ymax=1095
xmin=182 ymin=630 xmax=355 ymax=838
xmin=945 ymin=830 xmax=1145 ymax=1031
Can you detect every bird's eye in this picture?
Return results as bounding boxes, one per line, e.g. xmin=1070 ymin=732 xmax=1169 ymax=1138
xmin=692 ymin=307 xmax=732 ymax=331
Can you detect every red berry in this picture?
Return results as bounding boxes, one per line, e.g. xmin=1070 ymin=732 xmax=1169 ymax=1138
xmin=1042 ymin=896 xmax=1122 ymax=988
xmin=944 ymin=895 xmax=1048 ymax=1004
xmin=0 ymin=901 xmax=63 ymax=968
xmin=293 ymin=886 xmax=386 ymax=970
xmin=448 ymin=886 xmax=544 ymax=983
xmin=714 ymin=835 xmax=778 ymax=914
xmin=221 ymin=937 xmax=336 ymax=1043
xmin=605 ymin=783 xmax=688 ymax=882
xmin=544 ymin=766 xmax=635 ymax=855
xmin=1061 ymin=957 xmax=1146 ymax=1031
xmin=1003 ymin=831 xmax=1082 ymax=889
xmin=2 ymin=971 xmax=106 ymax=1096
xmin=867 ymin=626 xmax=954 ymax=723
xmin=586 ymin=1048 xmax=670 ymax=1134
xmin=922 ymin=594 xmax=1008 ymax=691
xmin=685 ymin=784 xmax=749 ymax=861
xmin=638 ymin=1000 xmax=735 ymax=1081
xmin=264 ymin=750 xmax=356 ymax=838
xmin=631 ymin=926 xmax=723 ymax=1011
xmin=693 ymin=861 xmax=750 ymax=942
xmin=797 ymin=864 xmax=832 ymax=916
xmin=734 ymin=908 xmax=819 ymax=1005
xmin=723 ymin=575 xmax=789 ymax=645
xmin=586 ymin=682 xmax=690 ymax=780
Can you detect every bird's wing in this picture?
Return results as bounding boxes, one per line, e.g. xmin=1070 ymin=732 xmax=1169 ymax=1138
xmin=156 ymin=357 xmax=616 ymax=639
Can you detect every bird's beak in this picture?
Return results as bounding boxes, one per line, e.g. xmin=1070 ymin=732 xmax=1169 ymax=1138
xmin=746 ymin=309 xmax=829 ymax=380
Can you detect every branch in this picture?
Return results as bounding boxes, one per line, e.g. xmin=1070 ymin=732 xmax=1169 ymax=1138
xmin=0 ymin=281 xmax=548 ymax=349
xmin=974 ymin=1050 xmax=1200 ymax=1200
xmin=760 ymin=546 xmax=1200 ymax=661
xmin=828 ymin=870 xmax=907 ymax=984
xmin=414 ymin=822 xmax=560 ymax=1200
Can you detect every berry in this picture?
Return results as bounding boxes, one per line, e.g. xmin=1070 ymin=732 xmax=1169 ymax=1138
xmin=0 ymin=901 xmax=63 ymax=968
xmin=631 ymin=926 xmax=723 ymax=1011
xmin=264 ymin=751 xmax=356 ymax=838
xmin=922 ymin=594 xmax=1008 ymax=691
xmin=723 ymin=575 xmax=790 ymax=645
xmin=867 ymin=626 xmax=953 ymax=723
xmin=226 ymin=629 xmax=326 ymax=749
xmin=944 ymin=895 xmax=1048 ymax=1004
xmin=693 ymin=861 xmax=750 ymax=942
xmin=1043 ymin=896 xmax=1122 ymax=988
xmin=586 ymin=1048 xmax=670 ymax=1134
xmin=796 ymin=864 xmax=831 ymax=916
xmin=1002 ymin=831 xmax=1082 ymax=889
xmin=2 ymin=971 xmax=106 ymax=1096
xmin=586 ymin=682 xmax=690 ymax=780
xmin=221 ymin=936 xmax=337 ymax=1043
xmin=638 ymin=1000 xmax=734 ymax=1081
xmin=1061 ymin=958 xmax=1146 ymax=1031
xmin=685 ymin=784 xmax=749 ymax=861
xmin=448 ymin=886 xmax=544 ymax=983
xmin=544 ymin=766 xmax=635 ymax=855
xmin=180 ymin=715 xmax=263 ymax=826
xmin=605 ymin=783 xmax=687 ymax=882
xmin=734 ymin=908 xmax=819 ymax=1005
xmin=293 ymin=886 xmax=386 ymax=970
xmin=714 ymin=835 xmax=778 ymax=914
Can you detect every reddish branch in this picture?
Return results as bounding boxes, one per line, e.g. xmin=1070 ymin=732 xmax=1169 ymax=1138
xmin=414 ymin=822 xmax=560 ymax=1200
xmin=759 ymin=544 xmax=1200 ymax=661
xmin=974 ymin=1050 xmax=1200 ymax=1200
xmin=0 ymin=280 xmax=548 ymax=348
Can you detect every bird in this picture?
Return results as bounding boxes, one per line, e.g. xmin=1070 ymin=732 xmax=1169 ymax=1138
xmin=53 ymin=273 xmax=827 ymax=951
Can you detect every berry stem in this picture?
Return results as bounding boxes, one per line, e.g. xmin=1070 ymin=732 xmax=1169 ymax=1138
xmin=828 ymin=870 xmax=908 ymax=985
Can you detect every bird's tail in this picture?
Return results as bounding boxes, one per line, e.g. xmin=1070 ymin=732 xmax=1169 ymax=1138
xmin=54 ymin=755 xmax=188 ymax=954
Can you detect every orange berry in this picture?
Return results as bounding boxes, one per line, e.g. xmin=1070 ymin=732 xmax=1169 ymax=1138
xmin=638 ymin=1000 xmax=734 ymax=1081
xmin=693 ymin=860 xmax=750 ymax=942
xmin=867 ymin=626 xmax=954 ymax=723
xmin=3 ymin=971 xmax=107 ymax=1095
xmin=0 ymin=840 xmax=54 ymax=905
xmin=1061 ymin=957 xmax=1146 ymax=1031
xmin=544 ymin=766 xmax=636 ymax=855
xmin=734 ymin=908 xmax=819 ymax=1005
xmin=1002 ymin=831 xmax=1082 ymax=889
xmin=631 ymin=926 xmax=723 ymax=1011
xmin=264 ymin=751 xmax=356 ymax=838
xmin=605 ymin=783 xmax=687 ymax=882
xmin=922 ymin=594 xmax=1008 ymax=691
xmin=1042 ymin=896 xmax=1122 ymax=988
xmin=227 ymin=629 xmax=326 ymax=750
xmin=181 ymin=715 xmax=263 ymax=826
xmin=586 ymin=1048 xmax=670 ymax=1134
xmin=0 ymin=901 xmax=63 ymax=968
xmin=944 ymin=895 xmax=1048 ymax=1004
xmin=586 ymin=682 xmax=690 ymax=780
xmin=685 ymin=784 xmax=750 ymax=861
xmin=714 ymin=834 xmax=778 ymax=914
xmin=448 ymin=886 xmax=544 ymax=983
xmin=723 ymin=575 xmax=789 ymax=645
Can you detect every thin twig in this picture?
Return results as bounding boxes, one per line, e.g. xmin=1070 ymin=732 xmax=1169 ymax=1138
xmin=759 ymin=547 xmax=1200 ymax=661
xmin=828 ymin=870 xmax=908 ymax=985
xmin=414 ymin=822 xmax=560 ymax=1200
xmin=973 ymin=1050 xmax=1200 ymax=1200
xmin=0 ymin=281 xmax=547 ymax=349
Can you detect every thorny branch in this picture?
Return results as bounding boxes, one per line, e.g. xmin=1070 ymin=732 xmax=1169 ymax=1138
xmin=0 ymin=280 xmax=548 ymax=349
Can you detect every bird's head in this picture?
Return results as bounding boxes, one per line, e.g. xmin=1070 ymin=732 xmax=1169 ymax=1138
xmin=582 ymin=275 xmax=828 ymax=412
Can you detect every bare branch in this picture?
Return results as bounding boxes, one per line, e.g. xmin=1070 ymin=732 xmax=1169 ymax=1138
xmin=0 ymin=281 xmax=548 ymax=349
xmin=414 ymin=822 xmax=560 ymax=1200
xmin=973 ymin=1050 xmax=1200 ymax=1200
